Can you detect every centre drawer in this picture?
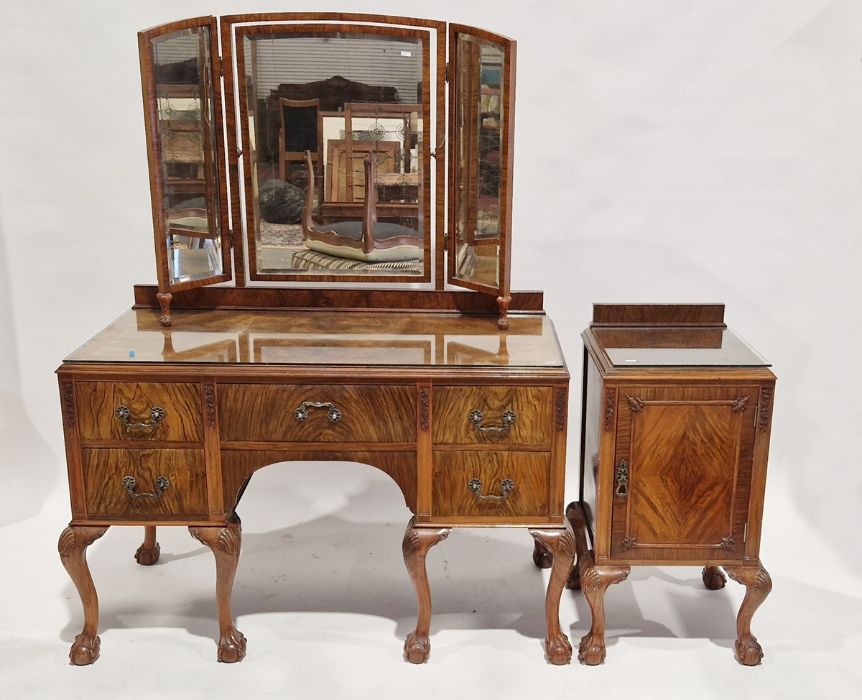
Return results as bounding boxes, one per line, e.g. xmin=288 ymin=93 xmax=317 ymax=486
xmin=432 ymin=385 xmax=553 ymax=446
xmin=218 ymin=384 xmax=417 ymax=443
xmin=432 ymin=451 xmax=550 ymax=518
xmin=82 ymin=448 xmax=208 ymax=518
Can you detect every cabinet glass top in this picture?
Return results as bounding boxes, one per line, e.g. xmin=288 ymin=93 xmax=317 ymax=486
xmin=592 ymin=327 xmax=770 ymax=367
xmin=64 ymin=309 xmax=565 ymax=368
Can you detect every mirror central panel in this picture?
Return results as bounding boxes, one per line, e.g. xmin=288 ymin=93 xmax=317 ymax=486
xmin=237 ymin=26 xmax=430 ymax=280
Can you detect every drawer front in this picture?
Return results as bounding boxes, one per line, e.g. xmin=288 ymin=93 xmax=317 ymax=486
xmin=83 ymin=448 xmax=207 ymax=517
xmin=432 ymin=386 xmax=553 ymax=446
xmin=432 ymin=451 xmax=550 ymax=518
xmin=219 ymin=384 xmax=416 ymax=443
xmin=76 ymin=382 xmax=203 ymax=443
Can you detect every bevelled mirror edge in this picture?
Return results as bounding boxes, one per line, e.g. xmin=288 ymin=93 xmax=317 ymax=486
xmin=446 ymin=24 xmax=516 ymax=329
xmin=138 ymin=16 xmax=233 ymax=327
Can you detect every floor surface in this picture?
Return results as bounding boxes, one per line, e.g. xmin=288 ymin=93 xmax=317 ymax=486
xmin=1 ymin=461 xmax=860 ymax=700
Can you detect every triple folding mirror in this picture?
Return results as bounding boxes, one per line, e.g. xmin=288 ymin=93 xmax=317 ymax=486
xmin=138 ymin=15 xmax=515 ymax=311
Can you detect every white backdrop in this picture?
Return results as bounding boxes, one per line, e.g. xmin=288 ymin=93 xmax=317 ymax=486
xmin=1 ymin=1 xmax=860 ymax=698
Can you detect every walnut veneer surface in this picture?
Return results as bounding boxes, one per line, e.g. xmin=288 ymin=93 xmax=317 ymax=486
xmin=569 ymin=309 xmax=776 ymax=667
xmin=58 ymin=308 xmax=574 ymax=665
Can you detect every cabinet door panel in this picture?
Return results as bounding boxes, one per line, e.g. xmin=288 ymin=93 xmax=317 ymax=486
xmin=611 ymin=386 xmax=757 ymax=560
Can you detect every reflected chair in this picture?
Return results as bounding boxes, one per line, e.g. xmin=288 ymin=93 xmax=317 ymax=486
xmin=300 ymin=150 xmax=421 ymax=263
xmin=278 ymin=98 xmax=320 ymax=182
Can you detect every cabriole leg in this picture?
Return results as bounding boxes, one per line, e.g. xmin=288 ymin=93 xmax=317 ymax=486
xmin=58 ymin=525 xmax=109 ymax=665
xmin=725 ymin=563 xmax=772 ymax=666
xmin=402 ymin=517 xmax=450 ymax=663
xmin=577 ymin=552 xmax=629 ymax=665
xmin=189 ymin=516 xmax=246 ymax=663
xmin=135 ymin=526 xmax=160 ymax=566
xmin=529 ymin=523 xmax=577 ymax=665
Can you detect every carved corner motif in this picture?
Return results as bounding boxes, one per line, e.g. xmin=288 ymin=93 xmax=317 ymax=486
xmin=62 ymin=382 xmax=76 ymax=428
xmin=418 ymin=387 xmax=430 ymax=432
xmin=204 ymin=383 xmax=217 ymax=428
xmin=731 ymin=396 xmax=750 ymax=413
xmin=620 ymin=536 xmax=637 ymax=551
xmin=721 ymin=536 xmax=736 ymax=551
xmin=627 ymin=396 xmax=645 ymax=412
xmin=603 ymin=388 xmax=616 ymax=431
xmin=758 ymin=388 xmax=772 ymax=433
xmin=555 ymin=388 xmax=567 ymax=432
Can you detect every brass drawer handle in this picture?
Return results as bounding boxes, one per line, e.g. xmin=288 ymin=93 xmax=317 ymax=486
xmin=122 ymin=475 xmax=170 ymax=499
xmin=294 ymin=401 xmax=342 ymax=424
xmin=468 ymin=409 xmax=516 ymax=435
xmin=468 ymin=477 xmax=515 ymax=502
xmin=115 ymin=405 xmax=166 ymax=439
xmin=615 ymin=459 xmax=629 ymax=497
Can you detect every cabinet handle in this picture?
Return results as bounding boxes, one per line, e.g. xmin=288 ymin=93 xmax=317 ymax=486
xmin=294 ymin=401 xmax=342 ymax=424
xmin=115 ymin=405 xmax=166 ymax=438
xmin=122 ymin=475 xmax=170 ymax=499
xmin=468 ymin=477 xmax=515 ymax=502
xmin=615 ymin=459 xmax=629 ymax=498
xmin=468 ymin=409 xmax=516 ymax=434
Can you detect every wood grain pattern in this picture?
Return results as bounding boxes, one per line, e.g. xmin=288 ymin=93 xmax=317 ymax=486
xmin=133 ymin=285 xmax=545 ymax=313
xmin=219 ymin=384 xmax=416 ymax=443
xmin=82 ymin=448 xmax=207 ymax=517
xmin=432 ymin=385 xmax=552 ymax=446
xmin=432 ymin=451 xmax=549 ymax=518
xmin=592 ymin=303 xmax=725 ymax=327
xmin=610 ymin=385 xmax=756 ymax=560
xmin=76 ymin=382 xmax=203 ymax=443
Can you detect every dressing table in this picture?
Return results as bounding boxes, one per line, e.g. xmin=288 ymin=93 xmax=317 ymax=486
xmin=57 ymin=13 xmax=577 ymax=666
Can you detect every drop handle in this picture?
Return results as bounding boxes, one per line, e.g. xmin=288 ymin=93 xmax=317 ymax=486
xmin=122 ymin=475 xmax=170 ymax=499
xmin=294 ymin=401 xmax=342 ymax=423
xmin=468 ymin=478 xmax=515 ymax=502
xmin=468 ymin=409 xmax=516 ymax=435
xmin=115 ymin=405 xmax=165 ymax=438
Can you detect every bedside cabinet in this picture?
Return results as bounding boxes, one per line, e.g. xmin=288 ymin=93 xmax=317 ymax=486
xmin=568 ymin=304 xmax=775 ymax=666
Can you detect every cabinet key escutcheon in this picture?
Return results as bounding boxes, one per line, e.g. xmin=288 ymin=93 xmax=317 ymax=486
xmin=468 ymin=408 xmax=516 ymax=434
xmin=294 ymin=401 xmax=342 ymax=424
xmin=115 ymin=405 xmax=166 ymax=438
xmin=614 ymin=459 xmax=629 ymax=498
xmin=122 ymin=475 xmax=170 ymax=499
xmin=468 ymin=477 xmax=515 ymax=502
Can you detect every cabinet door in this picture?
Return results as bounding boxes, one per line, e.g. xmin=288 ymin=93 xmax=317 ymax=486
xmin=138 ymin=17 xmax=231 ymax=293
xmin=447 ymin=25 xmax=516 ymax=304
xmin=611 ymin=386 xmax=759 ymax=561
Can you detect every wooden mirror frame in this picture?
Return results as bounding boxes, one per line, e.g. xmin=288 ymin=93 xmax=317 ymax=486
xmin=138 ymin=13 xmax=528 ymax=328
xmin=138 ymin=16 xmax=233 ymax=325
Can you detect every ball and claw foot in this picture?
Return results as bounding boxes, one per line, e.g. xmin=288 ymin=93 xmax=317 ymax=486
xmin=545 ymin=631 xmax=573 ymax=665
xmin=735 ymin=635 xmax=764 ymax=666
xmin=217 ymin=627 xmax=247 ymax=663
xmin=578 ymin=633 xmax=606 ymax=666
xmin=135 ymin=541 xmax=161 ymax=566
xmin=69 ymin=633 xmax=101 ymax=666
xmin=702 ymin=565 xmax=726 ymax=590
xmin=404 ymin=632 xmax=431 ymax=664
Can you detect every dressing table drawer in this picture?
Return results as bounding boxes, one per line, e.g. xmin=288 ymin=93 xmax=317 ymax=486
xmin=75 ymin=381 xmax=203 ymax=443
xmin=431 ymin=451 xmax=550 ymax=518
xmin=432 ymin=386 xmax=553 ymax=446
xmin=218 ymin=384 xmax=416 ymax=443
xmin=82 ymin=448 xmax=208 ymax=518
